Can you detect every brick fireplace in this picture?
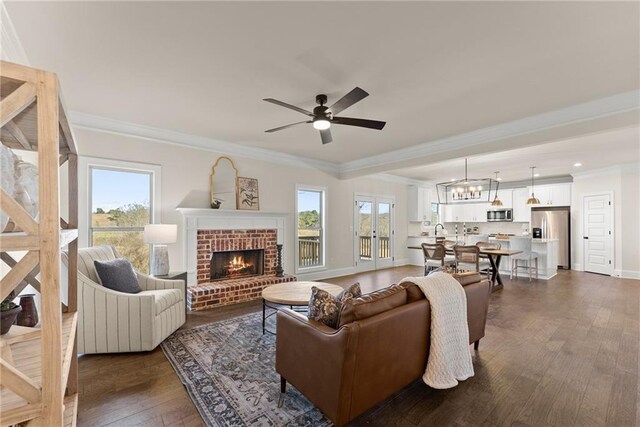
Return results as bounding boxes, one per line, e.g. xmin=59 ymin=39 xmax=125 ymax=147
xmin=178 ymin=209 xmax=295 ymax=311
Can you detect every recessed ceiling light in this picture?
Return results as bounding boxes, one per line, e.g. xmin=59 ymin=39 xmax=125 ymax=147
xmin=574 ymin=162 xmax=582 ymax=167
xmin=450 ymin=179 xmax=455 ymax=182
xmin=534 ymin=173 xmax=540 ymax=177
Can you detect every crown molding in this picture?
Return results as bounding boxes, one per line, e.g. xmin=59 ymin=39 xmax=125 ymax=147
xmin=70 ymin=111 xmax=341 ymax=176
xmin=69 ymin=92 xmax=638 ymax=183
xmin=338 ymin=90 xmax=640 ymax=177
xmin=0 ymin=3 xmax=29 ymax=64
xmin=370 ymin=173 xmax=431 ymax=187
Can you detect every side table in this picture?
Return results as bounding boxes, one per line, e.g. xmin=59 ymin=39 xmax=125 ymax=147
xmin=153 ymin=271 xmax=188 ymax=315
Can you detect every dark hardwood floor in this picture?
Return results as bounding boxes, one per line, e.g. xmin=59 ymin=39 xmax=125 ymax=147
xmin=77 ymin=267 xmax=640 ymax=426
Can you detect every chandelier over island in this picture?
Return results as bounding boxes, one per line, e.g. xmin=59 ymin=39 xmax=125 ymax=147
xmin=436 ymin=158 xmax=499 ymax=204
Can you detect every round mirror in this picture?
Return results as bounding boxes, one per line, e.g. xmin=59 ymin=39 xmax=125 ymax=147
xmin=210 ymin=156 xmax=238 ymax=209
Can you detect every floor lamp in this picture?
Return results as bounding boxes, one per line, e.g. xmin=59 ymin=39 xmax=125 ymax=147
xmin=144 ymin=224 xmax=177 ymax=276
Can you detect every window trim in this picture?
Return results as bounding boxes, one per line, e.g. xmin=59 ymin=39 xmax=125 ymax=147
xmin=78 ymin=157 xmax=162 ymax=252
xmin=294 ymin=184 xmax=327 ymax=273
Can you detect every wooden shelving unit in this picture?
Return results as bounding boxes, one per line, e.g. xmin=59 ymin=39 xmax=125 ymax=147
xmin=1 ymin=61 xmax=78 ymax=426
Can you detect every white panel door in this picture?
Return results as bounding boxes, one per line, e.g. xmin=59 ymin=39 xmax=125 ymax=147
xmin=583 ymin=194 xmax=613 ymax=275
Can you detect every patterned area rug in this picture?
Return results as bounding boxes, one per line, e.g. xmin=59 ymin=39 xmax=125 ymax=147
xmin=161 ymin=312 xmax=330 ymax=426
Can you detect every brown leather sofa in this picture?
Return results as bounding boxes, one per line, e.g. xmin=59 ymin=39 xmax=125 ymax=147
xmin=275 ymin=272 xmax=491 ymax=426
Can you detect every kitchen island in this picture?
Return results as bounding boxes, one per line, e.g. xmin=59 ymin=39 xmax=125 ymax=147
xmin=408 ymin=236 xmax=559 ymax=280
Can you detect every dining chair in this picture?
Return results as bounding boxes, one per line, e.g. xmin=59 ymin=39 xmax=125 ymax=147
xmin=421 ymin=243 xmax=456 ymax=275
xmin=453 ymin=245 xmax=489 ymax=273
xmin=509 ymin=237 xmax=539 ymax=281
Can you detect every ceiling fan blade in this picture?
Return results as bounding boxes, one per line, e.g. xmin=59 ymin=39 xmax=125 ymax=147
xmin=328 ymin=87 xmax=369 ymax=115
xmin=332 ymin=116 xmax=386 ymax=130
xmin=265 ymin=121 xmax=311 ymax=133
xmin=320 ymin=128 xmax=333 ymax=144
xmin=263 ymin=98 xmax=314 ymax=117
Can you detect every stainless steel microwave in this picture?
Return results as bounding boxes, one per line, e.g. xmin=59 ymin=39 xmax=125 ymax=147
xmin=487 ymin=208 xmax=513 ymax=222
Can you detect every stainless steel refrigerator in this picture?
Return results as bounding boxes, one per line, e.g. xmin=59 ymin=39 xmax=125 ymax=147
xmin=531 ymin=207 xmax=571 ymax=269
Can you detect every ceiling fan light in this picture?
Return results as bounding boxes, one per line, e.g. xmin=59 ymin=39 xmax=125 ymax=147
xmin=313 ymin=119 xmax=330 ymax=130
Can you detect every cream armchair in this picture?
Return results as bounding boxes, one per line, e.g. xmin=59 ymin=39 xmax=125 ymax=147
xmin=64 ymin=246 xmax=186 ymax=354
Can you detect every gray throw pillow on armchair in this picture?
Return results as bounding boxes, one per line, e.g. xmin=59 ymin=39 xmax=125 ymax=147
xmin=94 ymin=258 xmax=142 ymax=294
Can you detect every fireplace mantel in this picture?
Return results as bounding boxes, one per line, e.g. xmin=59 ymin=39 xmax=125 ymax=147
xmin=177 ymin=208 xmax=289 ymax=285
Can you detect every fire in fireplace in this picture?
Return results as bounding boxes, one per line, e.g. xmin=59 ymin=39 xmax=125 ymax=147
xmin=210 ymin=249 xmax=264 ymax=281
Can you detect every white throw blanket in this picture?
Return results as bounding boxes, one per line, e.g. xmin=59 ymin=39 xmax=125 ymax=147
xmin=402 ymin=272 xmax=474 ymax=389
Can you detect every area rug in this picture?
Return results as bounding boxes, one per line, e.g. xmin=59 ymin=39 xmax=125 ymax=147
xmin=161 ymin=311 xmax=330 ymax=426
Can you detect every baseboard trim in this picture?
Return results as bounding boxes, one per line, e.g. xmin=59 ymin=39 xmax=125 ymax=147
xmin=615 ymin=269 xmax=640 ymax=280
xmin=296 ymin=266 xmax=357 ymax=282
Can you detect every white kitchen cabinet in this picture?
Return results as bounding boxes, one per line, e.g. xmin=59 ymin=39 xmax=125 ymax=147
xmin=408 ymin=185 xmax=425 ymax=222
xmin=443 ymin=203 xmax=488 ymax=223
xmin=527 ymin=183 xmax=571 ymax=207
xmin=512 ymin=187 xmax=531 ymax=222
xmin=493 ymin=189 xmax=513 ymax=208
xmin=408 ymin=186 xmax=434 ymax=222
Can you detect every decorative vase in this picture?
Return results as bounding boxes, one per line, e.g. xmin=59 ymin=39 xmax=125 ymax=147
xmin=16 ymin=294 xmax=38 ymax=327
xmin=1 ymin=305 xmax=22 ymax=335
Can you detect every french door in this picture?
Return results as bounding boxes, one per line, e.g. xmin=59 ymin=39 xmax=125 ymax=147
xmin=583 ymin=193 xmax=613 ymax=275
xmin=354 ymin=195 xmax=395 ymax=271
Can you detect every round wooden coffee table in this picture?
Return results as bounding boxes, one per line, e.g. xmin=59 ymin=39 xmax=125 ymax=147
xmin=261 ymin=281 xmax=344 ymax=334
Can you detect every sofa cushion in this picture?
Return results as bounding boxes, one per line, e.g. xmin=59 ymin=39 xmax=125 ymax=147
xmin=399 ymin=282 xmax=425 ymax=303
xmin=308 ymin=283 xmax=361 ymax=328
xmin=94 ymin=258 xmax=141 ymax=294
xmin=140 ymin=288 xmax=184 ymax=315
xmin=338 ymin=284 xmax=407 ymax=328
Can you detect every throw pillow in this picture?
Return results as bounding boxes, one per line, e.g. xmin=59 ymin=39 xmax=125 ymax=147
xmin=94 ymin=258 xmax=142 ymax=294
xmin=308 ymin=282 xmax=362 ymax=328
xmin=337 ymin=282 xmax=362 ymax=301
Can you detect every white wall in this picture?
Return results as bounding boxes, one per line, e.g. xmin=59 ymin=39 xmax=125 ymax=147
xmin=73 ymin=127 xmax=410 ymax=280
xmin=571 ymin=164 xmax=640 ymax=279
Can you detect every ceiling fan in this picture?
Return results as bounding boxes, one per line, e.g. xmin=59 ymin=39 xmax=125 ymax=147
xmin=263 ymin=87 xmax=386 ymax=144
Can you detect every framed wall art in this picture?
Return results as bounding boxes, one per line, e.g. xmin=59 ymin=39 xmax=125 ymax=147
xmin=236 ymin=177 xmax=259 ymax=210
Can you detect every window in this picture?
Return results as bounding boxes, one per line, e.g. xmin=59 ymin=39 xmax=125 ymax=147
xmin=431 ymin=202 xmax=439 ymax=225
xmin=296 ymin=187 xmax=325 ymax=271
xmin=89 ymin=167 xmax=153 ymax=273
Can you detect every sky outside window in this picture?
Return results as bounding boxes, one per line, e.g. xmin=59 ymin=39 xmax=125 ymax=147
xmin=92 ymin=168 xmax=151 ymax=212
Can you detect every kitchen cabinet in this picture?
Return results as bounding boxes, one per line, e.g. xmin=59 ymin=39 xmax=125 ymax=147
xmin=493 ymin=189 xmax=513 ymax=208
xmin=408 ymin=186 xmax=433 ymax=222
xmin=512 ymin=187 xmax=531 ymax=222
xmin=442 ymin=203 xmax=489 ymax=223
xmin=527 ymin=183 xmax=572 ymax=207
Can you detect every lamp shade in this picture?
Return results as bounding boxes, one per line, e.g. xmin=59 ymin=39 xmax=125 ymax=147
xmin=144 ymin=224 xmax=177 ymax=244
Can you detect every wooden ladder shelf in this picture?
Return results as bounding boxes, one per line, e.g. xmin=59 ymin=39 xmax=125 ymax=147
xmin=1 ymin=61 xmax=79 ymax=426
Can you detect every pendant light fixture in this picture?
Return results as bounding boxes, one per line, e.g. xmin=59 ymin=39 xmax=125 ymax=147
xmin=436 ymin=158 xmax=497 ymax=204
xmin=526 ymin=166 xmax=541 ymax=205
xmin=491 ymin=171 xmax=503 ymax=206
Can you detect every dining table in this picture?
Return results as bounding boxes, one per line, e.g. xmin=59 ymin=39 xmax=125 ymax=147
xmin=407 ymin=245 xmax=523 ymax=292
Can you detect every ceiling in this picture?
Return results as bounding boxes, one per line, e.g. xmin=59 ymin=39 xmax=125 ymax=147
xmin=4 ymin=1 xmax=639 ymax=172
xmin=388 ymin=126 xmax=640 ymax=183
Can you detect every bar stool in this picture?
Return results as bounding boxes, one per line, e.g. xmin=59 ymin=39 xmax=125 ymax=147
xmin=421 ymin=243 xmax=456 ymax=275
xmin=510 ymin=236 xmax=539 ymax=281
xmin=466 ymin=234 xmax=489 ymax=246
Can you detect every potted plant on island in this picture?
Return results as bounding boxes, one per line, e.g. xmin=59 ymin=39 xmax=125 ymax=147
xmin=1 ymin=291 xmax=22 ymax=335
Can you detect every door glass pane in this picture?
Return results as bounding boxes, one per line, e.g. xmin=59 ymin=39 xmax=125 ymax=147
xmin=358 ymin=201 xmax=373 ymax=260
xmin=92 ymin=230 xmax=150 ymax=273
xmin=297 ymin=190 xmax=322 ymax=267
xmin=91 ymin=168 xmax=151 ymax=227
xmin=378 ymin=202 xmax=391 ymax=259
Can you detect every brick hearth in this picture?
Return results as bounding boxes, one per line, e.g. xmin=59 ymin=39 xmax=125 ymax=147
xmin=187 ymin=274 xmax=297 ymax=311
xmin=190 ymin=228 xmax=296 ymax=310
